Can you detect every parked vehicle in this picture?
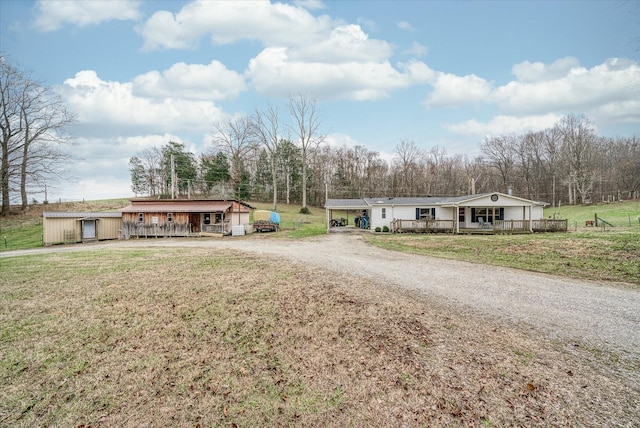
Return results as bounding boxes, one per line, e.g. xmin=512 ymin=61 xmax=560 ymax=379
xmin=253 ymin=210 xmax=280 ymax=232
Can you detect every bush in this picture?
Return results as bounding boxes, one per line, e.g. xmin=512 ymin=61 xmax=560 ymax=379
xmin=299 ymin=206 xmax=311 ymax=214
xmin=375 ymin=227 xmax=382 ymax=232
xmin=382 ymin=226 xmax=389 ymax=232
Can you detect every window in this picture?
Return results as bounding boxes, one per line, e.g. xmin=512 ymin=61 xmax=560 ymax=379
xmin=138 ymin=213 xmax=144 ymax=223
xmin=416 ymin=207 xmax=435 ymax=220
xmin=458 ymin=207 xmax=465 ymax=223
xmin=204 ymin=213 xmax=211 ymax=225
xmin=471 ymin=208 xmax=504 ymax=223
xmin=167 ymin=213 xmax=173 ymax=223
xmin=381 ymin=208 xmax=386 ymax=219
xmin=215 ymin=213 xmax=223 ymax=223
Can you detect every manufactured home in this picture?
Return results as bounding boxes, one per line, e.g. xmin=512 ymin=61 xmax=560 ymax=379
xmin=120 ymin=199 xmax=254 ymax=238
xmin=325 ymin=192 xmax=565 ymax=234
xmin=43 ymin=212 xmax=123 ymax=245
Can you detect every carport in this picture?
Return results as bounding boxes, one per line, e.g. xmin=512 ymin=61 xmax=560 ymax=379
xmin=324 ymin=198 xmax=371 ymax=232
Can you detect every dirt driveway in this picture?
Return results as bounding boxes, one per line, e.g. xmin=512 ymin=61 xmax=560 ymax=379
xmin=4 ymin=233 xmax=638 ymax=361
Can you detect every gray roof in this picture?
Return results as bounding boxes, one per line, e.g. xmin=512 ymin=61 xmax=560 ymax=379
xmin=43 ymin=212 xmax=122 ymax=218
xmin=325 ymin=194 xmax=493 ymax=208
xmin=325 ymin=193 xmax=547 ymax=208
xmin=363 ymin=195 xmax=488 ymax=205
xmin=324 ymin=198 xmax=368 ymax=208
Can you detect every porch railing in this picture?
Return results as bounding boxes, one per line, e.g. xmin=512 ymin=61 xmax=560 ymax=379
xmin=202 ymin=223 xmax=229 ymax=234
xmin=494 ymin=219 xmax=530 ymax=232
xmin=391 ymin=219 xmax=455 ymax=233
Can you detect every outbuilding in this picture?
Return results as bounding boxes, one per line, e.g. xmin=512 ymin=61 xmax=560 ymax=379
xmin=43 ymin=211 xmax=123 ymax=245
xmin=119 ymin=198 xmax=254 ymax=238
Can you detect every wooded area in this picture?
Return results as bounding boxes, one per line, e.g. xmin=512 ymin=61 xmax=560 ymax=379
xmin=129 ymin=113 xmax=639 ymax=208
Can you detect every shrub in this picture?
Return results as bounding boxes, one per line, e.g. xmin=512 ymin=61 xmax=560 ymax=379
xmin=375 ymin=227 xmax=382 ymax=232
xmin=382 ymin=226 xmax=389 ymax=232
xmin=299 ymin=206 xmax=311 ymax=214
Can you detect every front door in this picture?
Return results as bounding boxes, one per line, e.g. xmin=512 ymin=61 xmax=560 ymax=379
xmin=82 ymin=220 xmax=96 ymax=240
xmin=189 ymin=213 xmax=201 ymax=232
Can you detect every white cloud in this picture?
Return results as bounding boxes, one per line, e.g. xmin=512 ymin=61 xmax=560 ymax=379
xmin=424 ymin=73 xmax=492 ymax=108
xmin=289 ymin=24 xmax=392 ymax=63
xmin=137 ymin=0 xmax=335 ymax=50
xmin=60 ymin=70 xmax=225 ymax=136
xmin=294 ymin=0 xmax=326 ymax=10
xmin=325 ymin=132 xmax=359 ymax=147
xmin=132 ymin=61 xmax=245 ymax=101
xmin=397 ymin=21 xmax=414 ymax=31
xmin=402 ymin=41 xmax=428 ymax=57
xmin=444 ymin=114 xmax=562 ymax=137
xmin=51 ymin=176 xmax=135 ymax=201
xmin=33 ymin=0 xmax=141 ymax=32
xmin=511 ymin=57 xmax=581 ymax=83
xmin=492 ymin=57 xmax=640 ymax=116
xmin=247 ymin=48 xmax=431 ymax=100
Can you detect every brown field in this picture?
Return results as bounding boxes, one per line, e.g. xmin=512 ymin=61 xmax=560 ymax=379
xmin=1 ymin=247 xmax=638 ymax=427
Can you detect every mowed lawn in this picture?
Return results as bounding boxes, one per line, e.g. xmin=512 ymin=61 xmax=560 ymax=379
xmin=1 ymin=247 xmax=638 ymax=427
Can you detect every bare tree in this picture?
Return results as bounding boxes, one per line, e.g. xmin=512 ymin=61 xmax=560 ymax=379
xmin=0 ymin=59 xmax=23 ymax=214
xmin=288 ymin=94 xmax=325 ymax=210
xmin=480 ymin=135 xmax=517 ymax=193
xmin=392 ymin=140 xmax=422 ymax=196
xmin=556 ymin=114 xmax=600 ymax=204
xmin=1 ymin=57 xmax=74 ymax=215
xmin=252 ymin=105 xmax=282 ymax=211
xmin=17 ymin=78 xmax=74 ymax=208
xmin=210 ymin=116 xmax=257 ymax=191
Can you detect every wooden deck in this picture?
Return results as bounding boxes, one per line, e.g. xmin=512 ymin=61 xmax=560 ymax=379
xmin=390 ymin=218 xmax=568 ymax=235
xmin=392 ymin=219 xmax=455 ymax=234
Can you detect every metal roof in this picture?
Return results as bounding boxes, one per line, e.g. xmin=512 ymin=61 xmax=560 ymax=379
xmin=43 ymin=212 xmax=122 ymax=218
xmin=120 ymin=200 xmax=236 ymax=213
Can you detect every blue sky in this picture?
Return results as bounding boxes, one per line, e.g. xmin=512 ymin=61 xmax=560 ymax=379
xmin=1 ymin=0 xmax=638 ymax=201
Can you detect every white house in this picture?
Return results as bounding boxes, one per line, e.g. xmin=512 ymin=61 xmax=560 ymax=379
xmin=325 ymin=192 xmax=559 ymax=234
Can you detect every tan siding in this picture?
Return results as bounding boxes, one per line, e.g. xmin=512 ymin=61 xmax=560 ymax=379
xmin=44 ymin=218 xmax=81 ymax=245
xmin=44 ymin=216 xmax=122 ymax=245
xmin=96 ymin=218 xmax=122 ymax=240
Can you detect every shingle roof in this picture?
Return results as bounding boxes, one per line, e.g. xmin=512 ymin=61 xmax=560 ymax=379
xmin=325 ymin=194 xmax=493 ymax=208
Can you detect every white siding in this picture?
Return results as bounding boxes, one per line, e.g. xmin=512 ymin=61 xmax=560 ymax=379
xmin=370 ymin=207 xmax=388 ymax=230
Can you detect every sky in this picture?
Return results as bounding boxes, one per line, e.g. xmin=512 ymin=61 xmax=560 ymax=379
xmin=1 ymin=0 xmax=639 ymax=202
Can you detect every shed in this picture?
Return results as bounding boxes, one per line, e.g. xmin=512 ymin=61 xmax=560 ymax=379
xmin=43 ymin=212 xmax=123 ymax=245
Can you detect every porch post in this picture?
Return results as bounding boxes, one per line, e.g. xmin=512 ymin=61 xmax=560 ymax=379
xmin=529 ymin=205 xmax=533 ymax=232
xmin=492 ymin=206 xmax=496 ymax=231
xmin=456 ymin=206 xmax=460 ymax=234
xmin=326 ymin=208 xmax=330 ymax=233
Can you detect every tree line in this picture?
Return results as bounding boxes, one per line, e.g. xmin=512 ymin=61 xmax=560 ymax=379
xmin=0 ymin=56 xmax=74 ymax=216
xmin=130 ymin=112 xmax=639 ymax=209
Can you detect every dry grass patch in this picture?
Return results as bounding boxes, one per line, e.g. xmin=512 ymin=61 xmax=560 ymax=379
xmin=1 ymin=248 xmax=638 ymax=426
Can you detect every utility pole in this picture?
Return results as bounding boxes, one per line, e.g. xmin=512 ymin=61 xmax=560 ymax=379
xmin=171 ymin=154 xmax=175 ymax=199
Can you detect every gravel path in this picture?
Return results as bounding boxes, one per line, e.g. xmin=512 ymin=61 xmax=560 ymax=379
xmin=3 ymin=234 xmax=639 ymax=358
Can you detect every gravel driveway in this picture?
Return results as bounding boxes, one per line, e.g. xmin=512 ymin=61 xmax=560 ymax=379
xmin=3 ymin=233 xmax=639 ymax=359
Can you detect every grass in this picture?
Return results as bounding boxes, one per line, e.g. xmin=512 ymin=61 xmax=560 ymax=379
xmin=365 ymin=228 xmax=640 ymax=285
xmin=547 ymin=199 xmax=640 ymax=227
xmin=1 ymin=248 xmax=638 ymax=426
xmin=249 ymin=202 xmax=328 ymax=238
